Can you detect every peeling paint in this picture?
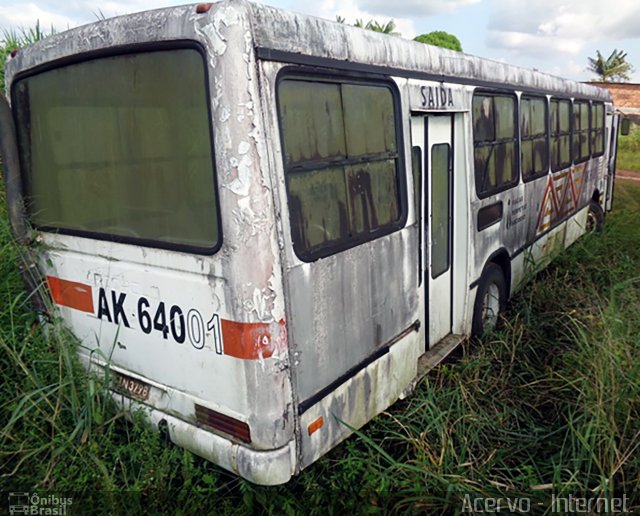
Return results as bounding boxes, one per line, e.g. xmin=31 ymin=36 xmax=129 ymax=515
xmin=199 ymin=5 xmax=243 ymax=58
xmin=219 ymin=106 xmax=231 ymax=123
xmin=225 ymin=154 xmax=253 ymax=196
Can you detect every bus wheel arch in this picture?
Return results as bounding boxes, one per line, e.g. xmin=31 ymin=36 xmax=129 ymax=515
xmin=472 ymin=254 xmax=509 ymax=338
xmin=487 ymin=249 xmax=511 ymax=296
xmin=587 ymin=199 xmax=605 ymax=233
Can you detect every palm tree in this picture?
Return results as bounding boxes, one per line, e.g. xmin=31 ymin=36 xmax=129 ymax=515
xmin=365 ymin=20 xmax=400 ymax=36
xmin=588 ymin=49 xmax=634 ymax=82
xmin=352 ymin=18 xmax=401 ymax=36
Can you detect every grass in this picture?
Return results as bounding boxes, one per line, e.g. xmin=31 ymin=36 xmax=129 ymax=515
xmin=617 ymin=122 xmax=640 ymax=172
xmin=1 ymin=180 xmax=639 ymax=513
xmin=0 ymin=23 xmax=54 ymax=93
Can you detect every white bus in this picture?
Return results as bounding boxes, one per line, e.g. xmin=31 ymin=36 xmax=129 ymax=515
xmin=0 ymin=0 xmax=620 ymax=485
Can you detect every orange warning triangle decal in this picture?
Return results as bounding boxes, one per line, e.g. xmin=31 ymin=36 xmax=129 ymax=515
xmin=561 ymin=172 xmax=576 ymax=216
xmin=536 ymin=176 xmax=559 ymax=234
xmin=572 ymin=163 xmax=587 ymax=205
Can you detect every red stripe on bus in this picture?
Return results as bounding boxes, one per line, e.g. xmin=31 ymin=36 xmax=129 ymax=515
xmin=46 ymin=276 xmax=94 ymax=313
xmin=221 ymin=319 xmax=287 ymax=360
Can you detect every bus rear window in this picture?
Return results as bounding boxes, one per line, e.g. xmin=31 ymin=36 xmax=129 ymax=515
xmin=13 ymin=47 xmax=220 ymax=253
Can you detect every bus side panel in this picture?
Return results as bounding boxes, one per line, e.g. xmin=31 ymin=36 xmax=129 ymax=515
xmin=258 ymin=62 xmax=419 ymax=405
xmin=285 ymin=228 xmax=419 ymax=402
xmin=297 ymin=330 xmax=420 ymax=469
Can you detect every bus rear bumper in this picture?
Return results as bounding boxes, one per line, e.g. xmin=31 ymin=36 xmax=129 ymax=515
xmin=111 ymin=392 xmax=296 ymax=486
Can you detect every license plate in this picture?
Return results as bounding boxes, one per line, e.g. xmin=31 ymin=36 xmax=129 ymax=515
xmin=115 ymin=373 xmax=151 ymax=401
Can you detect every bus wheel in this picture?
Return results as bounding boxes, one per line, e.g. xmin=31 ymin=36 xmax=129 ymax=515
xmin=586 ymin=200 xmax=605 ymax=233
xmin=472 ymin=263 xmax=507 ymax=338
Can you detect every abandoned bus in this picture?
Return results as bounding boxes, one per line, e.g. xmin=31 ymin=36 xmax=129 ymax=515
xmin=0 ymin=0 xmax=620 ymax=485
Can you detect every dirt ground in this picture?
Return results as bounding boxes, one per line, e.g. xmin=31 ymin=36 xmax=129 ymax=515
xmin=618 ymin=170 xmax=640 ymax=181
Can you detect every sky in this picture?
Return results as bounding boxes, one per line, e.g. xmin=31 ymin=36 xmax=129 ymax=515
xmin=0 ymin=0 xmax=638 ymax=82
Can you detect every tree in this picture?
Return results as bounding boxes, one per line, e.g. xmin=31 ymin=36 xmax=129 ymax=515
xmin=362 ymin=20 xmax=400 ymax=36
xmin=336 ymin=16 xmax=401 ymax=36
xmin=587 ymin=49 xmax=634 ymax=82
xmin=414 ymin=31 xmax=462 ymax=52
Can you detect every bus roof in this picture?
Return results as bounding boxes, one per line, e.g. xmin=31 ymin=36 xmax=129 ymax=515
xmin=5 ymin=0 xmax=611 ymax=102
xmin=246 ymin=1 xmax=610 ymax=101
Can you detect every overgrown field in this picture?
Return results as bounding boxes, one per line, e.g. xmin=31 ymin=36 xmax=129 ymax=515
xmin=618 ymin=122 xmax=640 ymax=172
xmin=1 ymin=179 xmax=639 ymax=513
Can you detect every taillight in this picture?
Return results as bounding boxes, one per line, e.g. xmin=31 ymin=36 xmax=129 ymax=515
xmin=196 ymin=3 xmax=214 ymax=13
xmin=195 ymin=404 xmax=251 ymax=443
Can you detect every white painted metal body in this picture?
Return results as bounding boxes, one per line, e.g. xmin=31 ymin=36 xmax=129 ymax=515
xmin=2 ymin=0 xmax=616 ymax=485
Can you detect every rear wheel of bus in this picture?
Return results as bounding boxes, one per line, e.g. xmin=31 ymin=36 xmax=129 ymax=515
xmin=472 ymin=263 xmax=507 ymax=338
xmin=586 ymin=200 xmax=605 ymax=233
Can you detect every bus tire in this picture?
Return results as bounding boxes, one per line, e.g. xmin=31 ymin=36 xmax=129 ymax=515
xmin=586 ymin=200 xmax=605 ymax=233
xmin=472 ymin=263 xmax=507 ymax=338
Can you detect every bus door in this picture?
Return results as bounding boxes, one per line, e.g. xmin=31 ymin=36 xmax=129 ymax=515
xmin=411 ymin=114 xmax=454 ymax=349
xmin=606 ymin=113 xmax=620 ymax=212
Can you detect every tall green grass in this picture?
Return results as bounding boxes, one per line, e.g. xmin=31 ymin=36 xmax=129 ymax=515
xmin=0 ymin=186 xmax=239 ymax=513
xmin=1 ymin=22 xmax=54 ymax=93
xmin=1 ymin=182 xmax=639 ymax=513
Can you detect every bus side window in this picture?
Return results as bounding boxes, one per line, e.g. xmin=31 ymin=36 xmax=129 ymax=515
xmin=472 ymin=92 xmax=518 ymax=198
xmin=551 ymin=98 xmax=572 ymax=172
xmin=573 ymin=100 xmax=591 ymax=163
xmin=278 ymin=77 xmax=404 ymax=260
xmin=521 ymin=95 xmax=549 ymax=181
xmin=591 ymin=102 xmax=605 ymax=157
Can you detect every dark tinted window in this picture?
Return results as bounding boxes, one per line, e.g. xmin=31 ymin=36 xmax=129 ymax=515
xmin=278 ymin=77 xmax=403 ymax=260
xmin=550 ymin=98 xmax=572 ymax=171
xmin=521 ymin=96 xmax=548 ymax=180
xmin=573 ymin=100 xmax=590 ymax=163
xmin=431 ymin=144 xmax=451 ymax=278
xmin=591 ymin=102 xmax=605 ymax=157
xmin=473 ymin=93 xmax=518 ymax=197
xmin=14 ymin=48 xmax=219 ymax=251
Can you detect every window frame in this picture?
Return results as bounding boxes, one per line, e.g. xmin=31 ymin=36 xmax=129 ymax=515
xmin=590 ymin=101 xmax=605 ymax=158
xmin=275 ymin=68 xmax=408 ymax=262
xmin=411 ymin=145 xmax=423 ymax=285
xmin=11 ymin=40 xmax=222 ymax=256
xmin=520 ymin=94 xmax=549 ymax=183
xmin=550 ymin=97 xmax=572 ymax=173
xmin=472 ymin=89 xmax=520 ymax=199
xmin=430 ymin=142 xmax=452 ymax=279
xmin=572 ymin=99 xmax=591 ymax=164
